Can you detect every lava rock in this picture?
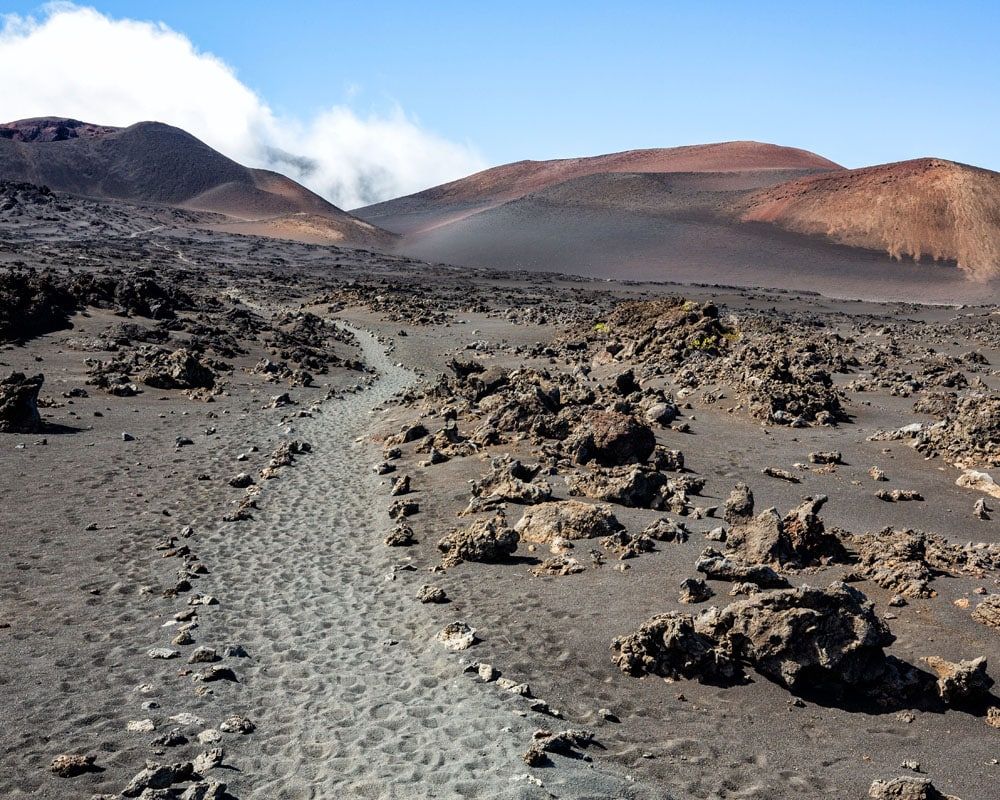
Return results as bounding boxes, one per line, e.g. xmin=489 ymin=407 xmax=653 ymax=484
xmin=0 ymin=371 xmax=44 ymax=432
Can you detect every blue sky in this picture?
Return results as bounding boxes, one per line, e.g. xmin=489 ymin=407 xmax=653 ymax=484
xmin=2 ymin=2 xmax=998 ymax=202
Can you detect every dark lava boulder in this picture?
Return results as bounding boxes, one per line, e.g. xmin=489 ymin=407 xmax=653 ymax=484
xmin=68 ymin=270 xmax=192 ymax=320
xmin=0 ymin=372 xmax=44 ymax=432
xmin=0 ymin=269 xmax=78 ymax=341
xmin=570 ymin=410 xmax=655 ymax=467
xmin=142 ymin=349 xmax=215 ymax=390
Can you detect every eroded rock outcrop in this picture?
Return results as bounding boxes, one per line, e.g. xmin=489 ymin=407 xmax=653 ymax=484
xmin=725 ymin=496 xmax=846 ymax=569
xmin=612 ymin=582 xmax=895 ymax=693
xmin=0 ymin=372 xmax=43 ymax=432
xmin=515 ymin=500 xmax=624 ymax=544
xmin=568 ymin=410 xmax=655 ymax=467
xmin=438 ymin=512 xmax=519 ymax=567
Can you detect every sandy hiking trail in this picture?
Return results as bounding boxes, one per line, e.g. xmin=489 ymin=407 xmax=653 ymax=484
xmin=184 ymin=324 xmax=654 ymax=800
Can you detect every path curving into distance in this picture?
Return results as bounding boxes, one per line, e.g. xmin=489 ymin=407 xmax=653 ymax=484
xmin=190 ymin=324 xmax=659 ymax=800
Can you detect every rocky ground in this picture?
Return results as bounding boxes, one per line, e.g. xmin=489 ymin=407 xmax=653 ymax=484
xmin=1 ymin=188 xmax=998 ymax=799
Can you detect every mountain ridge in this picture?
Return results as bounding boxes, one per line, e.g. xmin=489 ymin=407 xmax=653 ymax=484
xmin=354 ymin=140 xmax=842 ymax=235
xmin=0 ymin=117 xmax=392 ymax=247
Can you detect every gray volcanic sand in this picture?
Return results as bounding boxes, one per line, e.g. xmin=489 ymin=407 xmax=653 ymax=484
xmin=0 ymin=292 xmax=655 ymax=798
xmin=177 ymin=324 xmax=653 ymax=799
xmin=352 ymin=295 xmax=1000 ymax=800
xmin=392 ymin=199 xmax=997 ymax=305
xmin=1 ymin=193 xmax=998 ymax=799
xmin=0 ymin=306 xmax=370 ymax=797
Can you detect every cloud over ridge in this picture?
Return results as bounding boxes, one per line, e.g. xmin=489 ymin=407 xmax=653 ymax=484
xmin=0 ymin=4 xmax=485 ymax=208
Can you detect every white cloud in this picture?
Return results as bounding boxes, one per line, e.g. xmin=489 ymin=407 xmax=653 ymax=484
xmin=0 ymin=4 xmax=485 ymax=208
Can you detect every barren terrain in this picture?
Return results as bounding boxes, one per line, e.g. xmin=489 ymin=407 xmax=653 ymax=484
xmin=1 ymin=184 xmax=999 ymax=800
xmin=743 ymin=158 xmax=1000 ymax=280
xmin=0 ymin=118 xmax=393 ymax=248
xmin=355 ymin=145 xmax=1000 ymax=295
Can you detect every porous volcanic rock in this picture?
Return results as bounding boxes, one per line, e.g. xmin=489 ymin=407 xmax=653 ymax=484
xmin=724 ymin=482 xmax=755 ymax=524
xmin=703 ymin=583 xmax=895 ymax=690
xmin=568 ymin=410 xmax=655 ymax=467
xmin=725 ymin=496 xmax=846 ymax=568
xmin=613 ymin=582 xmax=894 ymax=692
xmin=515 ymin=500 xmax=624 ymax=544
xmin=914 ymin=393 xmax=1000 ymax=468
xmin=465 ymin=455 xmax=552 ymax=512
xmin=922 ymin=656 xmax=994 ymax=704
xmin=868 ymin=776 xmax=961 ymax=800
xmin=438 ymin=512 xmax=519 ymax=567
xmin=695 ymin=548 xmax=788 ymax=588
xmin=142 ymin=348 xmax=216 ymax=390
xmin=0 ymin=371 xmax=44 ymax=432
xmin=846 ymin=528 xmax=1000 ymax=598
xmin=566 ymin=465 xmax=669 ymax=508
xmin=972 ymin=594 xmax=1000 ymax=631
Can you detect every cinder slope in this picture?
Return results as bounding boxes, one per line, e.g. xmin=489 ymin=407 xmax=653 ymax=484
xmin=205 ymin=212 xmax=391 ymax=247
xmin=518 ymin=169 xmax=828 ymax=215
xmin=390 ymin=166 xmax=994 ymax=301
xmin=742 ymin=158 xmax=1000 ymax=280
xmin=0 ymin=117 xmax=393 ymax=246
xmin=355 ymin=141 xmax=842 ymax=234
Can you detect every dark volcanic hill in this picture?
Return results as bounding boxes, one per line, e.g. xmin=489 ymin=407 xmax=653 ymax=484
xmin=354 ymin=141 xmax=842 ymax=235
xmin=0 ymin=117 xmax=392 ymax=246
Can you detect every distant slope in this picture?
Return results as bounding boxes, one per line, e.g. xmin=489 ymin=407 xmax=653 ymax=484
xmin=518 ymin=169 xmax=829 ymax=216
xmin=0 ymin=117 xmax=393 ymax=247
xmin=383 ymin=159 xmax=996 ymax=302
xmin=355 ymin=141 xmax=842 ymax=235
xmin=363 ymin=143 xmax=998 ymax=294
xmin=205 ymin=212 xmax=390 ymax=246
xmin=742 ymin=158 xmax=1000 ymax=280
xmin=393 ymin=188 xmax=989 ymax=302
